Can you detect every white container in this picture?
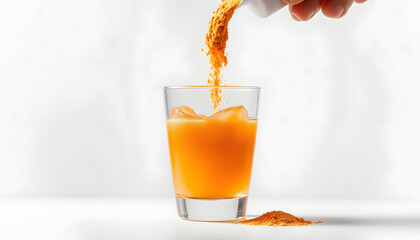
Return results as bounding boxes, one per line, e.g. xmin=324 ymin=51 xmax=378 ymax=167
xmin=238 ymin=0 xmax=287 ymax=18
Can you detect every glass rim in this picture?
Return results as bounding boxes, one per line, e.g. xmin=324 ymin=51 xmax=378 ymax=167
xmin=164 ymin=85 xmax=260 ymax=90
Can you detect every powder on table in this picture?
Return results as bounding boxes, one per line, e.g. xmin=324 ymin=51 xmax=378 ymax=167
xmin=205 ymin=0 xmax=241 ymax=111
xmin=238 ymin=211 xmax=322 ymax=227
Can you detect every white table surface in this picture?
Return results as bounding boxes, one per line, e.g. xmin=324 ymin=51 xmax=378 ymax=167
xmin=0 ymin=198 xmax=419 ymax=240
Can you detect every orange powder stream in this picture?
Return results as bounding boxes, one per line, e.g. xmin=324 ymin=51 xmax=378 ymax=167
xmin=205 ymin=0 xmax=241 ymax=110
xmin=238 ymin=211 xmax=322 ymax=227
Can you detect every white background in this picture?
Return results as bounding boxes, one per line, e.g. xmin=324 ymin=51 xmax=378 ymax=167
xmin=0 ymin=0 xmax=419 ymax=200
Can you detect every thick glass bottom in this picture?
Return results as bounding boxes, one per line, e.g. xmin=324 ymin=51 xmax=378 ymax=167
xmin=175 ymin=196 xmax=248 ymax=222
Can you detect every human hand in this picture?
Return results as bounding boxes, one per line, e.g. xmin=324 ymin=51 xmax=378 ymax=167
xmin=283 ymin=0 xmax=367 ymax=21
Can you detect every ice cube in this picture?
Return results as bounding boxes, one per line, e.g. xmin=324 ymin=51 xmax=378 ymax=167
xmin=207 ymin=105 xmax=249 ymax=121
xmin=170 ymin=106 xmax=205 ymax=119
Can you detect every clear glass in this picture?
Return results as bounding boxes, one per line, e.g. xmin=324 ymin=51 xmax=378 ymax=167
xmin=164 ymin=86 xmax=260 ymax=222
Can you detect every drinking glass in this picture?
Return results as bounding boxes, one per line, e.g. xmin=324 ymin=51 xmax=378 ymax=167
xmin=164 ymin=86 xmax=260 ymax=221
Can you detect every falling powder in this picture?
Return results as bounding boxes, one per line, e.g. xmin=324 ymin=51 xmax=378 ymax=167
xmin=205 ymin=0 xmax=241 ymax=111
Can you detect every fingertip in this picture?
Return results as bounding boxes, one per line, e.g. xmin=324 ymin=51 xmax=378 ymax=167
xmin=291 ymin=13 xmax=302 ymax=21
xmin=322 ymin=5 xmax=345 ymax=18
xmin=294 ymin=10 xmax=316 ymax=21
xmin=289 ymin=0 xmax=321 ymax=22
xmin=322 ymin=0 xmax=353 ymax=19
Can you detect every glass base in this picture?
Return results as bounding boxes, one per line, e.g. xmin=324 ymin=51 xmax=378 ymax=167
xmin=175 ymin=196 xmax=248 ymax=222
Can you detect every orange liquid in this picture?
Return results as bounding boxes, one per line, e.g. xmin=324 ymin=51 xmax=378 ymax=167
xmin=167 ymin=116 xmax=257 ymax=199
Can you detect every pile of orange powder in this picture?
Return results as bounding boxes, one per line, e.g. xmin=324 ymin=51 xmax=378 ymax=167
xmin=239 ymin=211 xmax=321 ymax=227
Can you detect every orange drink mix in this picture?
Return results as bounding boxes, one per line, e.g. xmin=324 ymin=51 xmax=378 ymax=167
xmin=167 ymin=105 xmax=257 ymax=199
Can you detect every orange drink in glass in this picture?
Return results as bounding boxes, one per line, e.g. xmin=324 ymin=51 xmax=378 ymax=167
xmin=164 ymin=86 xmax=260 ymax=221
